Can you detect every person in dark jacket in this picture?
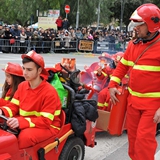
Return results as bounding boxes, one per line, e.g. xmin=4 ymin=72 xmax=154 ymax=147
xmin=25 ymin=27 xmax=32 ymax=40
xmin=12 ymin=24 xmax=21 ymax=53
xmin=25 ymin=27 xmax=32 ymax=53
xmin=62 ymin=18 xmax=70 ymax=30
xmin=108 ymin=32 xmax=116 ymax=51
xmin=4 ymin=27 xmax=13 ymax=52
xmin=0 ymin=24 xmax=5 ymax=53
xmin=31 ymin=31 xmax=40 ymax=52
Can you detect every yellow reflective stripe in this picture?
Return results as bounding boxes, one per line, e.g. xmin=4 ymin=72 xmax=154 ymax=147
xmin=50 ymin=125 xmax=60 ymax=130
xmin=133 ymin=65 xmax=160 ymax=71
xmin=2 ymin=106 xmax=13 ymax=117
xmin=104 ymin=102 xmax=109 ymax=107
xmin=25 ymin=118 xmax=35 ymax=127
xmin=110 ymin=76 xmax=121 ymax=84
xmin=4 ymin=96 xmax=10 ymax=100
xmin=121 ymin=58 xmax=134 ymax=66
xmin=128 ymin=87 xmax=160 ymax=98
xmin=101 ymin=71 xmax=107 ymax=77
xmin=97 ymin=102 xmax=104 ymax=107
xmin=55 ymin=110 xmax=61 ymax=116
xmin=11 ymin=98 xmax=19 ymax=105
xmin=41 ymin=112 xmax=54 ymax=120
xmin=93 ymin=71 xmax=108 ymax=77
xmin=20 ymin=109 xmax=54 ymax=121
xmin=20 ymin=109 xmax=61 ymax=121
xmin=97 ymin=102 xmax=108 ymax=107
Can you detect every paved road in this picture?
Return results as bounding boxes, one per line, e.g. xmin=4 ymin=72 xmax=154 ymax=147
xmin=85 ymin=132 xmax=160 ymax=160
xmin=0 ymin=53 xmax=160 ymax=160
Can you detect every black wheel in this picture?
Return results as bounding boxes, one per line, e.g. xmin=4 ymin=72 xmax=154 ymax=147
xmin=59 ymin=137 xmax=85 ymax=160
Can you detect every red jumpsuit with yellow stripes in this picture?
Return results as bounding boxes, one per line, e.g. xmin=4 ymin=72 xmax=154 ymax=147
xmin=97 ymin=68 xmax=129 ymax=111
xmin=96 ymin=65 xmax=114 ymax=111
xmin=108 ymin=35 xmax=160 ymax=160
xmin=0 ymin=88 xmax=12 ymax=106
xmin=1 ymin=80 xmax=61 ymax=149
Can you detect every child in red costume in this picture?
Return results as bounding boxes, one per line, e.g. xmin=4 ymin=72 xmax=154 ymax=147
xmin=0 ymin=62 xmax=25 ymax=106
xmin=0 ymin=51 xmax=62 ymax=149
xmin=97 ymin=52 xmax=128 ymax=111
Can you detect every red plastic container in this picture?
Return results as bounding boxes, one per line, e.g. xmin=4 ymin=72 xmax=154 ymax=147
xmin=108 ymin=87 xmax=129 ymax=136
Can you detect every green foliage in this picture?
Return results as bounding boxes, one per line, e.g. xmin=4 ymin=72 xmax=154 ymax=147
xmin=0 ymin=0 xmax=64 ymax=26
xmin=0 ymin=0 xmax=159 ymax=28
xmin=108 ymin=0 xmax=157 ymax=29
xmin=61 ymin=0 xmax=113 ymax=28
xmin=152 ymin=0 xmax=160 ymax=7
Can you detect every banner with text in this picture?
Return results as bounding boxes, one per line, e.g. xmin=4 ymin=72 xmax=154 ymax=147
xmin=79 ymin=40 xmax=94 ymax=51
xmin=38 ymin=17 xmax=57 ymax=29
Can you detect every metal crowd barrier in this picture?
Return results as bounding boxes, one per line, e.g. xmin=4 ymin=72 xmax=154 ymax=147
xmin=95 ymin=41 xmax=126 ymax=54
xmin=0 ymin=38 xmax=126 ymax=54
xmin=51 ymin=39 xmax=78 ymax=53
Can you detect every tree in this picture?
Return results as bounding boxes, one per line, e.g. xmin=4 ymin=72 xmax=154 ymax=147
xmin=0 ymin=0 xmax=65 ymax=26
xmin=153 ymin=0 xmax=160 ymax=7
xmin=0 ymin=0 xmax=159 ymax=28
xmin=108 ymin=0 xmax=157 ymax=31
xmin=60 ymin=0 xmax=113 ymax=28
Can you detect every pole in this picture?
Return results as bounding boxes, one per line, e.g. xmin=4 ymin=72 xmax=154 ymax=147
xmin=120 ymin=0 xmax=125 ymax=32
xmin=120 ymin=0 xmax=122 ymax=32
xmin=96 ymin=0 xmax=101 ymax=31
xmin=76 ymin=0 xmax=80 ymax=29
xmin=30 ymin=15 xmax=32 ymax=26
xmin=36 ymin=9 xmax=39 ymax=17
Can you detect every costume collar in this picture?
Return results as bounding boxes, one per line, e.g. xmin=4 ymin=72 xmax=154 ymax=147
xmin=133 ymin=31 xmax=159 ymax=44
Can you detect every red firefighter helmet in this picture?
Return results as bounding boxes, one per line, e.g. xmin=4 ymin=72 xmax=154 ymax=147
xmin=98 ymin=52 xmax=112 ymax=64
xmin=2 ymin=62 xmax=23 ymax=77
xmin=130 ymin=3 xmax=160 ymax=32
xmin=112 ymin=52 xmax=124 ymax=63
xmin=98 ymin=52 xmax=111 ymax=59
xmin=21 ymin=50 xmax=49 ymax=76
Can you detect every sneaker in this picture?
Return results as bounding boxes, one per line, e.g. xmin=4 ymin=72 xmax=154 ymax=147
xmin=0 ymin=51 xmax=3 ymax=53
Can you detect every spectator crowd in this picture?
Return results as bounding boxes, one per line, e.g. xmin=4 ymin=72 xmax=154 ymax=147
xmin=0 ymin=18 xmax=132 ymax=54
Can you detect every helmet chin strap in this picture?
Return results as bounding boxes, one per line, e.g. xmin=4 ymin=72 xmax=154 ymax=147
xmin=146 ymin=31 xmax=151 ymax=36
xmin=134 ymin=31 xmax=159 ymax=44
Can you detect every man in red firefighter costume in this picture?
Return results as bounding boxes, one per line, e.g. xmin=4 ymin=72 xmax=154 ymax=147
xmin=96 ymin=52 xmax=125 ymax=111
xmin=0 ymin=50 xmax=61 ymax=149
xmin=108 ymin=3 xmax=160 ymax=160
